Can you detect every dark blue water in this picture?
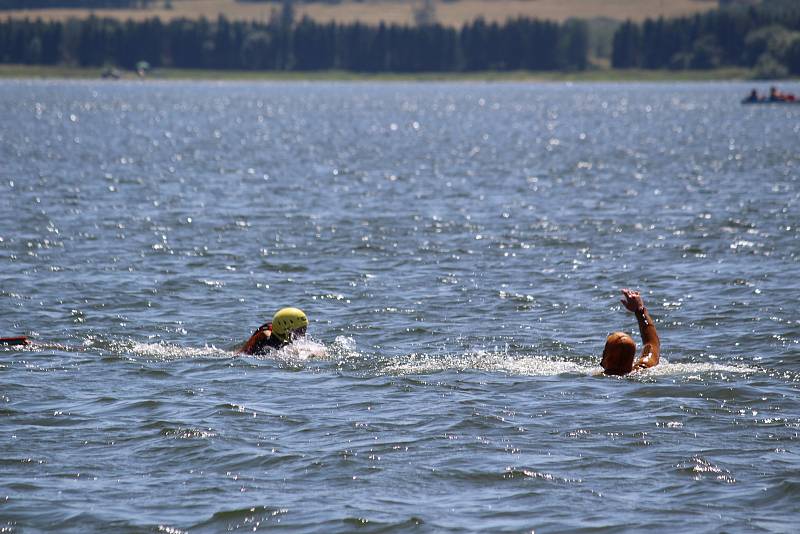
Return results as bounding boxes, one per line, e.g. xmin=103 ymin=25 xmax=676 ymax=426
xmin=1 ymin=80 xmax=799 ymax=533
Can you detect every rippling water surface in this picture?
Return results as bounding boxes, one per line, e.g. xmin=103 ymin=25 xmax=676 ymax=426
xmin=1 ymin=80 xmax=799 ymax=532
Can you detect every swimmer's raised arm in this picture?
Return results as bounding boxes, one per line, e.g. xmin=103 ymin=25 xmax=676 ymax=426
xmin=620 ymin=288 xmax=660 ymax=370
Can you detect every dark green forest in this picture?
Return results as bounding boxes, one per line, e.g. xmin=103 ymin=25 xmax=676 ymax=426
xmin=611 ymin=0 xmax=800 ymax=76
xmin=6 ymin=0 xmax=800 ymax=75
xmin=0 ymin=14 xmax=589 ymax=72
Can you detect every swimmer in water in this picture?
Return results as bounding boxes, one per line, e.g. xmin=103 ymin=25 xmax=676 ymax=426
xmin=600 ymin=289 xmax=660 ymax=375
xmin=239 ymin=307 xmax=308 ymax=355
xmin=0 ymin=336 xmax=30 ymax=346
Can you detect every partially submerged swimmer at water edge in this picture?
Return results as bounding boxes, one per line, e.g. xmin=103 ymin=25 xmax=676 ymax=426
xmin=239 ymin=307 xmax=309 ymax=355
xmin=600 ymin=289 xmax=661 ymax=375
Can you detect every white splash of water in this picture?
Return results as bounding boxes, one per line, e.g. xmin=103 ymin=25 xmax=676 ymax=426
xmin=124 ymin=338 xmax=330 ymax=362
xmin=645 ymin=360 xmax=756 ymax=378
xmin=380 ymin=352 xmax=758 ymax=378
xmin=119 ymin=335 xmax=334 ymax=362
xmin=264 ymin=337 xmax=329 ymax=361
xmin=381 ymin=351 xmax=592 ymax=376
xmin=127 ymin=341 xmax=233 ymax=360
xmin=22 ymin=335 xmax=765 ymax=378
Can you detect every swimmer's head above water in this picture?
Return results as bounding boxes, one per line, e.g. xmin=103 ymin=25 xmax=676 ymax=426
xmin=600 ymin=289 xmax=661 ymax=375
xmin=239 ymin=307 xmax=309 ymax=355
xmin=601 ymin=331 xmax=637 ymax=375
xmin=270 ymin=307 xmax=308 ymax=343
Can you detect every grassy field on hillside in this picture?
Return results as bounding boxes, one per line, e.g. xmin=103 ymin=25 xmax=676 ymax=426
xmin=2 ymin=0 xmax=718 ymax=26
xmin=0 ymin=64 xmax=757 ymax=82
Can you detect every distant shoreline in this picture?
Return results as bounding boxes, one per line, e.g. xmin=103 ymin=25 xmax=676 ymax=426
xmin=0 ymin=64 xmax=768 ymax=82
xmin=0 ymin=0 xmax=715 ymax=27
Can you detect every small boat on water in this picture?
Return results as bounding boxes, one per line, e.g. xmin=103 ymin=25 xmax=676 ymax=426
xmin=742 ymin=98 xmax=800 ymax=105
xmin=742 ymin=87 xmax=799 ymax=104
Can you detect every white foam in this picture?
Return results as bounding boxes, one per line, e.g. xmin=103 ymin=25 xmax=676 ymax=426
xmin=260 ymin=337 xmax=329 ymax=362
xmin=122 ymin=338 xmax=331 ymax=362
xmin=380 ymin=352 xmax=757 ymax=378
xmin=645 ymin=360 xmax=756 ymax=377
xmin=81 ymin=336 xmax=762 ymax=378
xmin=126 ymin=341 xmax=233 ymax=360
xmin=381 ymin=351 xmax=592 ymax=376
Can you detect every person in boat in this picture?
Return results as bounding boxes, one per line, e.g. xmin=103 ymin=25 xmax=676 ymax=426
xmin=239 ymin=307 xmax=308 ymax=354
xmin=743 ymin=88 xmax=761 ymax=103
xmin=600 ymin=289 xmax=660 ymax=375
xmin=769 ymin=86 xmax=796 ymax=102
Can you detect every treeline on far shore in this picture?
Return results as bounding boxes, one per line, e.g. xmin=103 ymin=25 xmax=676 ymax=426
xmin=0 ymin=14 xmax=589 ymax=72
xmin=613 ymin=0 xmax=800 ymax=77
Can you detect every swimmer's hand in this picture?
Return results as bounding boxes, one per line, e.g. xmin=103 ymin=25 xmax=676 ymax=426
xmin=620 ymin=288 xmax=644 ymax=313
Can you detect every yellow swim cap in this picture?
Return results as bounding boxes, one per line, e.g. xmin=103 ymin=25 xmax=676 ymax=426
xmin=271 ymin=307 xmax=308 ymax=341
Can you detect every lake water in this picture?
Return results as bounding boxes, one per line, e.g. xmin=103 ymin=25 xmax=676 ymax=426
xmin=1 ymin=80 xmax=799 ymax=533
